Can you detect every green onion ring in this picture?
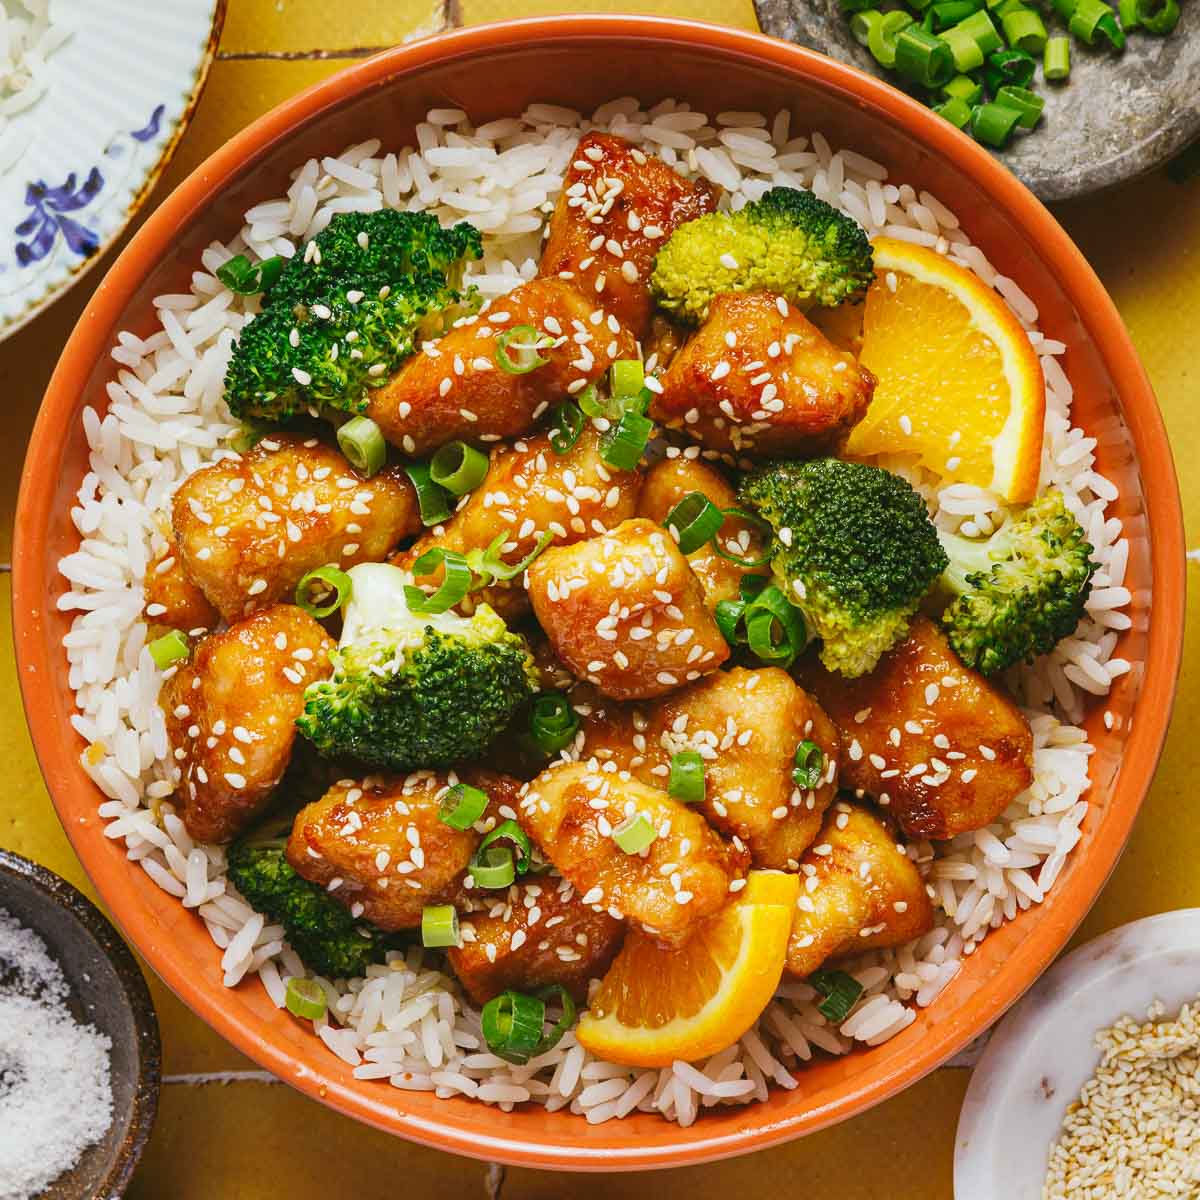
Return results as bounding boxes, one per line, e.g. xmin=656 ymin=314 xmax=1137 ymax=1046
xmin=438 ymin=783 xmax=489 ymax=831
xmin=534 ymin=985 xmax=577 ymax=1053
xmin=295 ymin=565 xmax=353 ymax=618
xmin=404 ymin=462 xmax=453 ymax=526
xmin=481 ymin=990 xmax=546 ymax=1064
xmin=599 ymin=409 xmax=654 ymax=471
xmin=404 ymin=548 xmax=472 ymax=614
xmin=466 ymin=529 xmax=554 ymax=586
xmin=285 ymin=977 xmax=327 ymax=1020
xmin=470 ymin=845 xmax=517 ymax=889
xmin=495 ymin=324 xmax=552 ymax=375
xmin=475 ymin=820 xmax=533 ymax=876
xmin=429 ymin=441 xmax=489 ymax=495
xmin=712 ymin=507 xmax=774 ymax=568
xmin=336 ymin=415 xmax=387 ymax=478
xmin=664 ymin=492 xmax=725 ymax=555
xmin=148 ymin=630 xmax=190 ymax=669
xmin=792 ymin=740 xmax=826 ymax=791
xmin=809 ymin=969 xmax=865 ymax=1023
xmin=548 ymin=402 xmax=585 ymax=454
xmin=528 ymin=693 xmax=580 ymax=755
xmin=668 ymin=750 xmax=706 ymax=804
xmin=421 ymin=904 xmax=461 ymax=949
xmin=612 ymin=812 xmax=659 ymax=854
xmin=745 ymin=585 xmax=806 ymax=667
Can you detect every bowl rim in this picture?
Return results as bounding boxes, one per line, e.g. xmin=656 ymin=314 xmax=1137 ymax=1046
xmin=0 ymin=849 xmax=161 ymax=1196
xmin=0 ymin=0 xmax=227 ymax=344
xmin=12 ymin=14 xmax=1186 ymax=1170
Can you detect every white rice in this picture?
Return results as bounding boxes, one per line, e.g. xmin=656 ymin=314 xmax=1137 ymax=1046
xmin=0 ymin=0 xmax=73 ymax=171
xmin=55 ymin=98 xmax=1131 ymax=1126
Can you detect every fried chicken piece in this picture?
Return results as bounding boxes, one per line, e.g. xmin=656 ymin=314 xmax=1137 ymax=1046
xmin=793 ymin=616 xmax=1034 ymax=840
xmin=574 ymin=668 xmax=839 ymax=870
xmin=527 ymin=518 xmax=729 ymax=700
xmin=143 ymin=546 xmax=219 ymax=633
xmin=162 ymin=605 xmax=334 ymax=843
xmin=396 ymin=427 xmax=642 ymax=623
xmin=171 ymin=435 xmax=418 ymax=624
xmin=784 ymin=801 xmax=933 ymax=978
xmin=366 ymin=278 xmax=637 ymax=457
xmin=652 ymin=290 xmax=874 ymax=458
xmin=540 ymin=132 xmax=717 ymax=337
xmin=449 ymin=876 xmax=625 ymax=1005
xmin=637 ymin=456 xmax=764 ymax=611
xmin=519 ymin=762 xmax=747 ymax=945
xmin=286 ymin=769 xmax=523 ymax=932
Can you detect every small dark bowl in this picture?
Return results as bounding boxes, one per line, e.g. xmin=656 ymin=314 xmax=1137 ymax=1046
xmin=0 ymin=851 xmax=160 ymax=1198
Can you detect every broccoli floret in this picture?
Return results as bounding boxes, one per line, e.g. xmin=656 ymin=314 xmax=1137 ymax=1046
xmin=296 ymin=562 xmax=538 ymax=771
xmin=227 ymin=819 xmax=395 ymax=978
xmin=740 ymin=459 xmax=947 ymax=678
xmin=224 ymin=210 xmax=483 ymax=423
xmin=937 ymin=491 xmax=1096 ymax=675
xmin=650 ymin=187 xmax=875 ymax=325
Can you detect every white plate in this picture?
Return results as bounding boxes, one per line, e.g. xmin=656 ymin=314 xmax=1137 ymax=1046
xmin=954 ymin=909 xmax=1200 ymax=1199
xmin=0 ymin=0 xmax=223 ymax=340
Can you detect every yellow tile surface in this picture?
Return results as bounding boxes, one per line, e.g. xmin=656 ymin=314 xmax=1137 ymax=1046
xmin=1 ymin=2 xmax=1197 ymax=1197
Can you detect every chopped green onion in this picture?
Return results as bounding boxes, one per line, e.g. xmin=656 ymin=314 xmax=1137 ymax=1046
xmin=1118 ymin=0 xmax=1140 ymax=25
xmin=712 ymin=507 xmax=774 ymax=568
xmin=217 ymin=253 xmax=284 ymax=296
xmin=934 ymin=96 xmax=973 ymax=128
xmin=438 ymin=783 xmax=488 ymax=831
xmin=999 ymin=4 xmax=1047 ymax=51
xmin=577 ymin=386 xmax=607 ymax=419
xmin=1136 ymin=0 xmax=1178 ymax=32
xmin=285 ymin=977 xmax=327 ymax=1020
xmin=983 ymin=47 xmax=1036 ymax=93
xmin=528 ymin=693 xmax=580 ymax=755
xmin=534 ymin=985 xmax=577 ymax=1053
xmin=714 ymin=574 xmax=770 ymax=647
xmin=612 ymin=812 xmax=658 ymax=854
xmin=295 ymin=564 xmax=353 ymax=618
xmin=609 ymin=359 xmax=645 ymax=399
xmin=495 ymin=324 xmax=552 ymax=374
xmin=404 ymin=462 xmax=453 ymax=526
xmin=943 ymin=73 xmax=984 ymax=104
xmin=466 ymin=528 xmax=554 ymax=586
xmin=481 ymin=990 xmax=546 ymax=1064
xmin=471 ymin=845 xmax=516 ymax=889
xmin=599 ymin=409 xmax=653 ymax=471
xmin=404 ymin=547 xmax=472 ymax=614
xmin=895 ymin=25 xmax=955 ymax=86
xmin=429 ymin=441 xmax=488 ymax=496
xmin=148 ymin=630 xmax=189 ymax=669
xmin=1043 ymin=34 xmax=1070 ymax=80
xmin=1051 ymin=0 xmax=1075 ymax=15
xmin=957 ymin=7 xmax=1002 ymax=51
xmin=940 ymin=22 xmax=986 ymax=71
xmin=867 ymin=9 xmax=916 ymax=66
xmin=995 ymin=85 xmax=1044 ymax=128
xmin=668 ymin=750 xmax=706 ymax=804
xmin=744 ymin=584 xmax=807 ymax=668
xmin=809 ymin=969 xmax=865 ymax=1023
xmin=970 ymin=101 xmax=1022 ymax=148
xmin=421 ymin=904 xmax=460 ymax=948
xmin=336 ymin=415 xmax=387 ymax=477
xmin=930 ymin=0 xmax=983 ymax=29
xmin=475 ymin=820 xmax=533 ymax=876
xmin=548 ymin=402 xmax=584 ymax=454
xmin=792 ymin=740 xmax=827 ymax=791
xmin=1066 ymin=0 xmax=1120 ymax=43
xmin=664 ymin=492 xmax=724 ymax=555
xmin=850 ymin=8 xmax=886 ymax=45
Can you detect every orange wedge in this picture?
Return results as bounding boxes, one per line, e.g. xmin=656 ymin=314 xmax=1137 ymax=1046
xmin=844 ymin=237 xmax=1045 ymax=503
xmin=575 ymin=870 xmax=799 ymax=1067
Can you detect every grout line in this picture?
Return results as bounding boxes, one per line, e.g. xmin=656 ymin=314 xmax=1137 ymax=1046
xmin=216 ymin=46 xmax=398 ymax=61
xmin=163 ymin=1069 xmax=282 ymax=1085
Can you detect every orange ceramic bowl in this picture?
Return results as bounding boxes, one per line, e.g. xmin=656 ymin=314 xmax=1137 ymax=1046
xmin=13 ymin=16 xmax=1185 ymax=1171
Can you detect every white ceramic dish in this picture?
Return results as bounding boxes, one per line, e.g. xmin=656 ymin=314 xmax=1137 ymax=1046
xmin=954 ymin=909 xmax=1200 ymax=1198
xmin=0 ymin=0 xmax=224 ymax=340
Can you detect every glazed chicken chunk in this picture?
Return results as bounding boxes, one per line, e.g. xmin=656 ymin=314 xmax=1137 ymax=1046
xmin=287 ymin=770 xmax=522 ymax=932
xmin=785 ymin=802 xmax=934 ymax=978
xmin=652 ymin=290 xmax=875 ymax=458
xmin=171 ymin=435 xmax=419 ymax=624
xmin=794 ymin=617 xmax=1034 ymax=841
xmin=576 ymin=668 xmax=840 ymax=870
xmin=399 ymin=427 xmax=642 ymax=621
xmin=449 ymin=876 xmax=625 ymax=1005
xmin=637 ymin=456 xmax=764 ymax=611
xmin=540 ymin=131 xmax=717 ymax=336
xmin=527 ymin=518 xmax=729 ymax=700
xmin=366 ymin=278 xmax=638 ymax=457
xmin=162 ymin=605 xmax=334 ymax=843
xmin=519 ymin=762 xmax=748 ymax=944
xmin=143 ymin=545 xmax=219 ymax=633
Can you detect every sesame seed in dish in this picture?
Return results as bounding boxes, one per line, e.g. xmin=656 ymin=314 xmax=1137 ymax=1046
xmin=58 ymin=97 xmax=1130 ymax=1128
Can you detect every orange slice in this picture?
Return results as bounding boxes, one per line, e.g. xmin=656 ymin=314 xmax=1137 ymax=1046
xmin=843 ymin=237 xmax=1045 ymax=503
xmin=575 ymin=870 xmax=799 ymax=1067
